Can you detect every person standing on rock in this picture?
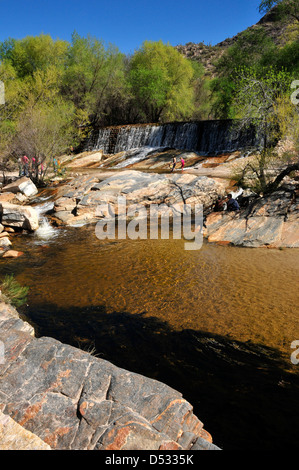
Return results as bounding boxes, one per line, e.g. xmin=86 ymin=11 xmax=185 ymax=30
xmin=18 ymin=157 xmax=22 ymax=176
xmin=53 ymin=157 xmax=58 ymax=174
xmin=180 ymin=157 xmax=185 ymax=171
xmin=22 ymin=155 xmax=29 ymax=176
xmin=171 ymin=156 xmax=177 ymax=172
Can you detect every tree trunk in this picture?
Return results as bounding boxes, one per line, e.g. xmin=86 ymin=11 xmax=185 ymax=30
xmin=264 ymin=162 xmax=299 ymax=194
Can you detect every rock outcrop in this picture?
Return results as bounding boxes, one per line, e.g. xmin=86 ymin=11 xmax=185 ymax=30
xmin=0 ymin=411 xmax=51 ymax=450
xmin=2 ymin=177 xmax=38 ymax=198
xmin=52 ymin=171 xmax=224 ymax=227
xmin=0 ymin=302 xmax=220 ymax=450
xmin=204 ymin=186 xmax=299 ymax=248
xmin=0 ymin=202 xmax=39 ymax=231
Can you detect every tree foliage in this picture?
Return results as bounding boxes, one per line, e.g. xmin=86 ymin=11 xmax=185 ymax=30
xmin=259 ymin=0 xmax=299 ymax=22
xmin=0 ymin=17 xmax=298 ymax=184
xmin=231 ymin=67 xmax=299 ymax=193
xmin=128 ymin=41 xmax=195 ymax=122
xmin=0 ymin=34 xmax=197 ymax=169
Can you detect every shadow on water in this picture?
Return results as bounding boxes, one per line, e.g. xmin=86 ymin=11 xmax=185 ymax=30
xmin=21 ymin=302 xmax=299 ymax=451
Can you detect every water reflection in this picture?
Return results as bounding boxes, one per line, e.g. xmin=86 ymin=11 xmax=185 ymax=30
xmin=8 ymin=226 xmax=299 ymax=360
xmin=1 ymin=223 xmax=299 ymax=450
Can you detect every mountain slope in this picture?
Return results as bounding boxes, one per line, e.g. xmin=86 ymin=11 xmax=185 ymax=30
xmin=175 ymin=7 xmax=297 ymax=76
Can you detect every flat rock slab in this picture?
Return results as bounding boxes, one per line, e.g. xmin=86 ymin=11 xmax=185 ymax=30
xmin=53 ymin=171 xmax=223 ymax=227
xmin=204 ymin=190 xmax=299 ymax=248
xmin=0 ymin=202 xmax=39 ymax=231
xmin=2 ymin=177 xmax=38 ymax=198
xmin=0 ymin=302 xmax=219 ymax=450
xmin=0 ymin=410 xmax=51 ymax=450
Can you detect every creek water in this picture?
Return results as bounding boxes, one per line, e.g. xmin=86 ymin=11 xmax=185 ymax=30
xmin=1 ymin=194 xmax=299 ymax=450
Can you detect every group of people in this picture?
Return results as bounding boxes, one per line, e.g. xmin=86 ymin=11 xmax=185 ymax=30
xmin=171 ymin=156 xmax=185 ymax=172
xmin=53 ymin=157 xmax=62 ymax=174
xmin=168 ymin=156 xmax=240 ymax=212
xmin=214 ymin=193 xmax=240 ymax=212
xmin=18 ymin=155 xmax=44 ymax=178
xmin=18 ymin=155 xmax=63 ymax=179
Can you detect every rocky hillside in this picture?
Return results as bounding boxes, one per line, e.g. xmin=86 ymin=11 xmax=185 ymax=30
xmin=175 ymin=7 xmax=296 ymax=76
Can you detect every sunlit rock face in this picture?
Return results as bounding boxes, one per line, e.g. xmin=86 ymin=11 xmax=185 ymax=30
xmin=51 ymin=171 xmax=223 ymax=227
xmin=0 ymin=302 xmax=219 ymax=450
xmin=0 ymin=202 xmax=39 ymax=231
xmin=204 ymin=188 xmax=299 ymax=248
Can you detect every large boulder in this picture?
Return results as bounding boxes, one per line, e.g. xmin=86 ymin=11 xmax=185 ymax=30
xmin=2 ymin=177 xmax=38 ymax=198
xmin=204 ymin=188 xmax=299 ymax=248
xmin=0 ymin=202 xmax=39 ymax=231
xmin=0 ymin=302 xmax=220 ymax=450
xmin=66 ymin=151 xmax=103 ymax=169
xmin=52 ymin=171 xmax=223 ymax=226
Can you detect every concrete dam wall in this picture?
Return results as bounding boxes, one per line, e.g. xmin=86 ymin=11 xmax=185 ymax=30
xmin=85 ymin=120 xmax=263 ymax=156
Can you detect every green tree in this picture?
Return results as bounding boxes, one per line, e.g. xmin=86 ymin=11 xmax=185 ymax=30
xmin=259 ymin=0 xmax=299 ymax=22
xmin=61 ymin=32 xmax=127 ymax=127
xmin=11 ymin=99 xmax=76 ymax=181
xmin=128 ymin=40 xmax=195 ymax=123
xmin=232 ymin=66 xmax=298 ymax=193
xmin=4 ymin=34 xmax=68 ymax=78
xmin=262 ymin=40 xmax=299 ymax=75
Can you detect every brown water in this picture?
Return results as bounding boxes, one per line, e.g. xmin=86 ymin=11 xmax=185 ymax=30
xmin=1 ymin=221 xmax=299 ymax=450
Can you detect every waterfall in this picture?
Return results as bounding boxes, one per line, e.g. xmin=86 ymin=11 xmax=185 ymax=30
xmin=33 ymin=198 xmax=58 ymax=242
xmin=114 ymin=125 xmax=156 ymax=153
xmin=90 ymin=120 xmax=263 ymax=156
xmin=114 ymin=146 xmax=166 ymax=168
xmin=95 ymin=128 xmax=111 ymax=154
xmin=197 ymin=120 xmax=262 ymax=154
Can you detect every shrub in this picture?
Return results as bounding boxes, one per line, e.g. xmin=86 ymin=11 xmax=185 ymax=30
xmin=0 ymin=274 xmax=29 ymax=308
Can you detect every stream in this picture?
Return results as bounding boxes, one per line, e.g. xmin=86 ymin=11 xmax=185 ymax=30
xmin=0 ymin=189 xmax=299 ymax=450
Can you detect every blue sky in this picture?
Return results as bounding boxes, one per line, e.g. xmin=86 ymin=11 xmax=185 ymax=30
xmin=0 ymin=0 xmax=263 ymax=54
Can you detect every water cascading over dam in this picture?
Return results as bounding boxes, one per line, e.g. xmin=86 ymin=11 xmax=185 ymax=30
xmin=86 ymin=120 xmax=263 ymax=156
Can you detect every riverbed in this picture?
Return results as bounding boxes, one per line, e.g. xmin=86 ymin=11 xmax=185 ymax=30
xmin=0 ymin=200 xmax=299 ymax=450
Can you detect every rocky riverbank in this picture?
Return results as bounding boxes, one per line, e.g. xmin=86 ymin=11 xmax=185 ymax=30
xmin=0 ymin=170 xmax=298 ymax=450
xmin=0 ymin=301 xmax=220 ymax=450
xmin=0 ymin=176 xmax=40 ymax=258
xmin=50 ymin=170 xmax=299 ymax=249
xmin=51 ymin=170 xmax=227 ymax=227
xmin=0 ymin=171 xmax=298 ymax=254
xmin=204 ymin=183 xmax=299 ymax=248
